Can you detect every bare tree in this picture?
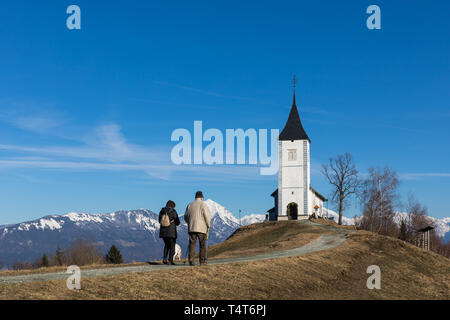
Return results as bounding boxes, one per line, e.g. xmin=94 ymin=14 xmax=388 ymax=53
xmin=65 ymin=238 xmax=105 ymax=266
xmin=432 ymin=234 xmax=450 ymax=258
xmin=405 ymin=193 xmax=430 ymax=241
xmin=321 ymin=153 xmax=360 ymax=225
xmin=359 ymin=166 xmax=400 ymax=235
xmin=403 ymin=194 xmax=448 ymax=257
xmin=11 ymin=261 xmax=33 ymax=271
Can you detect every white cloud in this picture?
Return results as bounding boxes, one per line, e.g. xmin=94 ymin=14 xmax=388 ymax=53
xmin=12 ymin=116 xmax=63 ymax=133
xmin=400 ymin=173 xmax=450 ymax=180
xmin=0 ymin=100 xmax=66 ymax=133
xmin=152 ymin=80 xmax=255 ymax=101
xmin=0 ymin=123 xmax=268 ymax=182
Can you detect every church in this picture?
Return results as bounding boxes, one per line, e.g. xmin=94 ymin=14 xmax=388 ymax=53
xmin=268 ymin=83 xmax=327 ymax=221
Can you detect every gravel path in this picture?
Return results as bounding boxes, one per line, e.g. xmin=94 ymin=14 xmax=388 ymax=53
xmin=0 ymin=220 xmax=354 ymax=285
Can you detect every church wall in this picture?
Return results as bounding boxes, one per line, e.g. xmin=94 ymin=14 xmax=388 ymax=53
xmin=282 ymin=167 xmax=304 ymax=187
xmin=278 ymin=140 xmax=310 ymax=219
xmin=283 ymin=188 xmax=305 ymax=217
xmin=304 ymin=141 xmax=311 ymax=216
xmin=277 ymin=141 xmax=283 ymax=218
xmin=310 ymin=189 xmax=324 ymax=217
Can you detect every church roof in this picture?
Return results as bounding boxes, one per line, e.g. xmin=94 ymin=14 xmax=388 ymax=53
xmin=418 ymin=226 xmax=434 ymax=232
xmin=279 ymin=92 xmax=310 ymax=142
xmin=271 ymin=187 xmax=327 ymax=201
xmin=310 ymin=186 xmax=327 ymax=202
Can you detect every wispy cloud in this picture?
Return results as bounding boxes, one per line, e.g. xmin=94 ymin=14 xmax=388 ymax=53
xmin=152 ymin=80 xmax=256 ymax=101
xmin=0 ymin=122 xmax=170 ymax=179
xmin=2 ymin=115 xmax=448 ymax=184
xmin=0 ymin=122 xmax=268 ymax=182
xmin=0 ymin=157 xmax=267 ymax=182
xmin=130 ymin=98 xmax=225 ymax=111
xmin=10 ymin=173 xmax=50 ymax=184
xmin=12 ymin=115 xmax=63 ymax=133
xmin=0 ymin=100 xmax=66 ymax=134
xmin=0 ymin=124 xmax=165 ymax=163
xmin=400 ymin=173 xmax=450 ymax=181
xmin=151 ymin=80 xmax=281 ymax=106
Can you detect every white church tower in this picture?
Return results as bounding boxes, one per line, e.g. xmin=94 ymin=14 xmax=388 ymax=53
xmin=277 ymin=80 xmax=311 ymax=220
xmin=267 ymin=78 xmax=327 ymax=222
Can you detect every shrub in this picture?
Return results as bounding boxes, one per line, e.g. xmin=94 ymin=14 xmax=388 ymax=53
xmin=105 ymin=245 xmax=123 ymax=264
xmin=11 ymin=261 xmax=33 ymax=270
xmin=65 ymin=238 xmax=105 ymax=266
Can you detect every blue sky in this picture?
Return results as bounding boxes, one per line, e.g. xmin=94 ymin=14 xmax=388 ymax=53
xmin=0 ymin=1 xmax=449 ymax=224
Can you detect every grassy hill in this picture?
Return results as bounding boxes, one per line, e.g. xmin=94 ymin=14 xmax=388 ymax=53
xmin=0 ymin=220 xmax=449 ymax=300
xmin=207 ymin=220 xmax=327 ymax=259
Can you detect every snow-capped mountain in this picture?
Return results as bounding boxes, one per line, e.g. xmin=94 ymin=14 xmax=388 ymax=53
xmin=322 ymin=208 xmax=356 ymax=226
xmin=202 ymin=200 xmax=266 ymax=240
xmin=323 ymin=208 xmax=450 ymax=242
xmin=429 ymin=217 xmax=450 ymax=242
xmin=392 ymin=212 xmax=450 ymax=241
xmin=0 ymin=200 xmax=265 ymax=267
xmin=241 ymin=214 xmax=267 ymax=226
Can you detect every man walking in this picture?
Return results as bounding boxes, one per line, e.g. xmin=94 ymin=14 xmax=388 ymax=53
xmin=184 ymin=191 xmax=212 ymax=266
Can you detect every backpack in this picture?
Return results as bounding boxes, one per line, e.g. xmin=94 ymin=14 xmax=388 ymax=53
xmin=161 ymin=210 xmax=171 ymax=227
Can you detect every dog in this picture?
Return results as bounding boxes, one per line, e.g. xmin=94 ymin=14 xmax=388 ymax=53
xmin=173 ymin=243 xmax=182 ymax=261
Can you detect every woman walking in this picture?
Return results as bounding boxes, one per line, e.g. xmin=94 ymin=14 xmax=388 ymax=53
xmin=158 ymin=200 xmax=181 ymax=265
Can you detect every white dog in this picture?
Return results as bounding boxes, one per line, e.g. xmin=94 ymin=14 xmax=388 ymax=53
xmin=173 ymin=243 xmax=182 ymax=260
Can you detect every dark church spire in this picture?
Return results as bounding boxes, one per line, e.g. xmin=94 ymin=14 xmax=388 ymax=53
xmin=279 ymin=76 xmax=310 ymax=142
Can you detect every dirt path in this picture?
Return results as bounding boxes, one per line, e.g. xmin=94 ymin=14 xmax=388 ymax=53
xmin=0 ymin=220 xmax=354 ymax=285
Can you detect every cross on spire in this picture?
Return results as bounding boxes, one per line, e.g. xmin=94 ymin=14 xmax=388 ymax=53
xmin=279 ymin=75 xmax=310 ymax=142
xmin=292 ymin=75 xmax=297 ymax=105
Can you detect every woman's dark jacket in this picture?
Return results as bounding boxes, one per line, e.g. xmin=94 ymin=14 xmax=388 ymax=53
xmin=158 ymin=207 xmax=181 ymax=239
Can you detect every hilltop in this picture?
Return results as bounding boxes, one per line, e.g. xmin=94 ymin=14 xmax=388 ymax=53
xmin=0 ymin=219 xmax=448 ymax=300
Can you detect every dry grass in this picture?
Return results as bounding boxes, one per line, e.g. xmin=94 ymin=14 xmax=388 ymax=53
xmin=0 ymin=261 xmax=146 ymax=277
xmin=207 ymin=221 xmax=324 ymax=259
xmin=1 ymin=223 xmax=449 ymax=300
xmin=309 ymin=217 xmax=357 ymax=230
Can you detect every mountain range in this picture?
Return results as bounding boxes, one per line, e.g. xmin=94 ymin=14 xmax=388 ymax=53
xmin=323 ymin=209 xmax=450 ymax=242
xmin=0 ymin=200 xmax=448 ymax=268
xmin=0 ymin=199 xmax=265 ymax=267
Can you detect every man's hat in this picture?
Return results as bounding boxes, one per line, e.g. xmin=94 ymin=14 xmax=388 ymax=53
xmin=195 ymin=191 xmax=204 ymax=199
